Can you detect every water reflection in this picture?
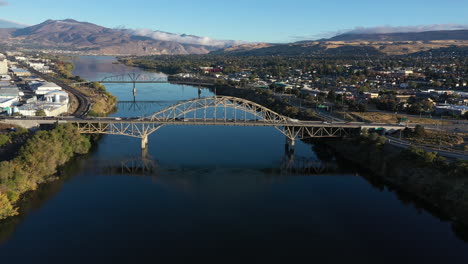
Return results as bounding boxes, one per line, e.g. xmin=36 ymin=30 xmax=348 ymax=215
xmin=2 ymin=56 xmax=468 ymax=262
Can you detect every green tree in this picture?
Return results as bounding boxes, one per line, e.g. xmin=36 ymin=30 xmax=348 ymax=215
xmin=35 ymin=109 xmax=47 ymax=117
xmin=414 ymin=125 xmax=426 ymax=138
xmin=0 ymin=134 xmax=10 ymax=147
xmin=0 ymin=192 xmax=18 ymax=220
xmin=327 ymin=89 xmax=336 ymax=101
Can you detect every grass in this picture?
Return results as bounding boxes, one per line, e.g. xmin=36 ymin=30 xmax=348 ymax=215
xmin=350 ymin=112 xmax=451 ymax=125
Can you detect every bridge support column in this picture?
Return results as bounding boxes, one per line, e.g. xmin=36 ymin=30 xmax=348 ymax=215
xmin=285 ymin=137 xmax=295 ymax=158
xmin=141 ymin=135 xmax=148 ymax=150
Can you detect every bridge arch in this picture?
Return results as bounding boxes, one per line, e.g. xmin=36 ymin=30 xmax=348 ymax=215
xmin=149 ymin=96 xmax=290 ymax=123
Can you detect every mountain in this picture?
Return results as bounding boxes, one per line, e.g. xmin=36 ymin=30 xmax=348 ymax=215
xmin=326 ymin=30 xmax=468 ymax=42
xmin=212 ymin=42 xmax=384 ymax=56
xmin=0 ymin=19 xmax=231 ymax=55
xmin=0 ymin=19 xmax=27 ymax=29
xmin=215 ymin=30 xmax=468 ymax=56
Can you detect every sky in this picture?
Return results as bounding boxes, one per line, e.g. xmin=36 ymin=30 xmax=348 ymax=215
xmin=1 ymin=0 xmax=468 ymax=43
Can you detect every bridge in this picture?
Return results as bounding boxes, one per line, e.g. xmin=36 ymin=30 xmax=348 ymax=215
xmin=1 ymin=96 xmax=404 ymax=150
xmin=72 ymin=96 xmax=402 ymax=149
xmin=73 ymin=73 xmax=168 ymax=86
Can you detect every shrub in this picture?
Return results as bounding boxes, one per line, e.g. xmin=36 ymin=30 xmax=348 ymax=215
xmin=0 ymin=134 xmax=10 ymax=147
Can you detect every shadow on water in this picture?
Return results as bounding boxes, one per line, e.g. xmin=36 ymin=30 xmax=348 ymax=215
xmin=0 ymin=153 xmax=92 ymax=244
xmin=2 ymin=138 xmax=468 ymax=247
xmin=311 ymin=141 xmax=468 ymax=243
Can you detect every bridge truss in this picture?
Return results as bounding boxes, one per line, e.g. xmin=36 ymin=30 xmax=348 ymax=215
xmin=100 ymin=73 xmax=167 ymax=83
xmin=75 ymin=96 xmax=356 ymax=149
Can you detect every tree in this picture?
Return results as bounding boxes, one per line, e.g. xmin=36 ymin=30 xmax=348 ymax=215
xmin=358 ymin=103 xmax=368 ymax=112
xmin=327 ymin=89 xmax=336 ymax=101
xmin=414 ymin=125 xmax=426 ymax=138
xmin=0 ymin=134 xmax=10 ymax=147
xmin=35 ymin=109 xmax=47 ymax=117
xmin=0 ymin=192 xmax=18 ymax=220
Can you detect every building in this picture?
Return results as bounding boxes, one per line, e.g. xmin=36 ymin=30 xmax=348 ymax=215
xmin=396 ymin=70 xmax=414 ymax=76
xmin=10 ymin=68 xmax=32 ymax=77
xmin=30 ymin=82 xmax=62 ymax=95
xmin=0 ymin=54 xmax=8 ymax=75
xmin=0 ymin=86 xmax=21 ymax=98
xmin=43 ymin=91 xmax=69 ymax=104
xmin=17 ymin=102 xmax=68 ymax=117
xmin=434 ymin=104 xmax=468 ymax=116
xmin=0 ymin=97 xmax=19 ymax=108
xmin=363 ymin=92 xmax=379 ymax=99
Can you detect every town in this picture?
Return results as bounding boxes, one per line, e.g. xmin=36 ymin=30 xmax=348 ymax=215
xmin=0 ymin=52 xmax=69 ymax=117
xmin=121 ymin=52 xmax=468 ymax=122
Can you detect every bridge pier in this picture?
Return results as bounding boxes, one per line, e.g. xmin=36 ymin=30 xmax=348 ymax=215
xmin=141 ymin=135 xmax=148 ymax=150
xmin=285 ymin=137 xmax=295 ymax=158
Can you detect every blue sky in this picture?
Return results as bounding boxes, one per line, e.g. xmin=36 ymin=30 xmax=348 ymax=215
xmin=1 ymin=0 xmax=468 ymax=42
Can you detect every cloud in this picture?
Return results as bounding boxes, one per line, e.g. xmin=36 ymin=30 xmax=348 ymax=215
xmin=291 ymin=24 xmax=468 ymax=41
xmin=0 ymin=18 xmax=29 ymax=28
xmin=0 ymin=1 xmax=8 ymax=6
xmin=126 ymin=28 xmax=245 ymax=48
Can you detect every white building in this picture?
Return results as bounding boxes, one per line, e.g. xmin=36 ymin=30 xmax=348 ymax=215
xmin=0 ymin=97 xmax=19 ymax=108
xmin=17 ymin=102 xmax=68 ymax=117
xmin=43 ymin=91 xmax=69 ymax=105
xmin=30 ymin=82 xmax=62 ymax=95
xmin=0 ymin=54 xmax=8 ymax=75
xmin=0 ymin=86 xmax=21 ymax=98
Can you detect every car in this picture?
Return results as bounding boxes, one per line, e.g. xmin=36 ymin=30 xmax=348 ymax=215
xmin=323 ymin=121 xmax=330 ymax=124
xmin=114 ymin=117 xmax=122 ymax=121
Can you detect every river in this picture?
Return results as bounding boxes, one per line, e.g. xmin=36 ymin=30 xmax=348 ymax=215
xmin=1 ymin=56 xmax=467 ymax=263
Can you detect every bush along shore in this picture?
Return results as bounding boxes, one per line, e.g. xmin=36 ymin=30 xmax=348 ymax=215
xmin=319 ymin=130 xmax=468 ymax=226
xmin=0 ymin=124 xmax=92 ymax=219
xmin=0 ymin=56 xmax=116 ymax=220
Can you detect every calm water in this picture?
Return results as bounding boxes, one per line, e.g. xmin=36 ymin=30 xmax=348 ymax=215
xmin=1 ymin=56 xmax=467 ymax=263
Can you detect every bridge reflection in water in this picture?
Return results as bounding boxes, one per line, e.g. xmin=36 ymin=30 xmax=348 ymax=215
xmin=98 ymin=146 xmax=337 ymax=177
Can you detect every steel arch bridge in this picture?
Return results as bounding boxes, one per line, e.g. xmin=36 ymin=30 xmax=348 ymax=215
xmin=149 ymin=96 xmax=289 ymax=123
xmin=100 ymin=73 xmax=167 ymax=83
xmin=72 ymin=73 xmax=168 ymax=86
xmin=75 ymin=96 xmax=357 ymax=149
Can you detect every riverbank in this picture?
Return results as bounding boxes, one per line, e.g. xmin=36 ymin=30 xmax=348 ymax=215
xmin=319 ymin=134 xmax=468 ymax=225
xmin=0 ymin=56 xmax=117 ymax=220
xmin=0 ymin=124 xmax=92 ymax=219
xmin=40 ymin=55 xmax=118 ymax=116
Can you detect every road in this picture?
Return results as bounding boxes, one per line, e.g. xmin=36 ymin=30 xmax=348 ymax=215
xmin=20 ymin=64 xmax=92 ymax=117
xmin=387 ymin=136 xmax=468 ymax=160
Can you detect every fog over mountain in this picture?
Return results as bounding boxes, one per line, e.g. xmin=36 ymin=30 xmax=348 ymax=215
xmin=126 ymin=29 xmax=245 ymax=48
xmin=0 ymin=19 xmax=242 ymax=55
xmin=0 ymin=18 xmax=27 ymax=28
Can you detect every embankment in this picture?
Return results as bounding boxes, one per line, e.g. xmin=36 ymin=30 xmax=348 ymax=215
xmin=0 ymin=124 xmax=92 ymax=219
xmin=321 ymin=136 xmax=468 ymax=225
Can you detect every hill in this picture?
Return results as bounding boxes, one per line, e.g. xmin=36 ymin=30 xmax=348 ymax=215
xmin=327 ymin=30 xmax=468 ymax=42
xmin=215 ymin=30 xmax=468 ymax=56
xmin=0 ymin=19 xmax=226 ymax=55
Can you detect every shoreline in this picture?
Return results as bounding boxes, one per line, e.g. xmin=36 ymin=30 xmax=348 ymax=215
xmin=0 ymin=57 xmax=117 ymax=220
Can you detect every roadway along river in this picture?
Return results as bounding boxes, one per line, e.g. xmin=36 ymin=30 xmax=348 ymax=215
xmin=1 ymin=56 xmax=467 ymax=263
